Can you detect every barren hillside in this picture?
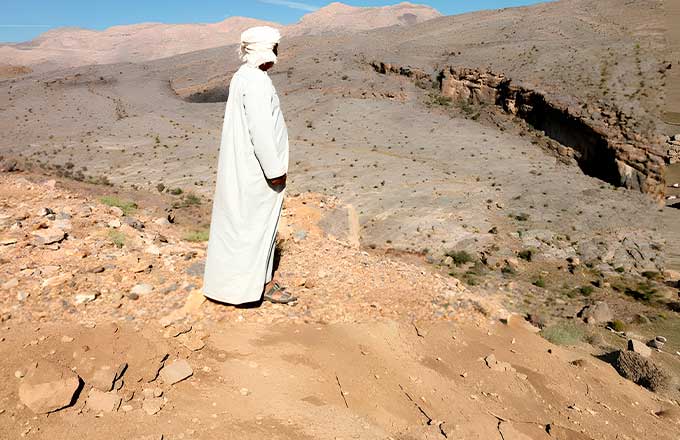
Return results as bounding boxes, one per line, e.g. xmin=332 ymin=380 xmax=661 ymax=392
xmin=0 ymin=172 xmax=679 ymax=439
xmin=1 ymin=1 xmax=680 ymax=436
xmin=0 ymin=2 xmax=440 ymax=71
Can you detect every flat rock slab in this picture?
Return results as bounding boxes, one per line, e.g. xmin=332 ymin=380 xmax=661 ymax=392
xmin=86 ymin=388 xmax=121 ymax=413
xmin=31 ymin=228 xmax=66 ymax=245
xmin=18 ymin=361 xmax=81 ymax=414
xmin=628 ymin=339 xmax=652 ymax=358
xmin=142 ymin=397 xmax=165 ymax=415
xmin=90 ymin=362 xmax=127 ymax=391
xmin=131 ymin=284 xmax=154 ymax=295
xmin=159 ymin=359 xmax=193 ymax=385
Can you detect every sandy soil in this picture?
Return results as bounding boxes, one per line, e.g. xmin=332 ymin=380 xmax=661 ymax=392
xmin=0 ymin=173 xmax=678 ymax=439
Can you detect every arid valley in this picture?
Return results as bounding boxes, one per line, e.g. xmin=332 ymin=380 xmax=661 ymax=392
xmin=0 ymin=0 xmax=679 ymax=438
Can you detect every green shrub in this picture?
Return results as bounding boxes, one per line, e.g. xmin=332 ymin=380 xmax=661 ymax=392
xmin=540 ymin=322 xmax=585 ymax=346
xmin=501 ymin=265 xmax=516 ymax=275
xmin=426 ymin=93 xmax=452 ymax=107
xmin=513 ymin=213 xmax=530 ymax=222
xmin=532 ymin=277 xmax=546 ymax=288
xmin=87 ymin=175 xmax=112 ymax=186
xmin=457 ymin=100 xmax=474 ymax=115
xmin=108 ymin=229 xmax=126 ymax=248
xmin=169 ymin=187 xmax=183 ymax=196
xmin=463 ymin=274 xmax=479 ymax=286
xmin=445 ymin=250 xmax=474 ymax=266
xmin=610 ymin=319 xmax=626 ymax=332
xmin=518 ymin=249 xmax=534 ymax=261
xmin=578 ymin=285 xmax=594 ymax=296
xmin=184 ymin=193 xmax=201 ymax=206
xmin=624 ymin=282 xmax=657 ymax=302
xmin=184 ymin=230 xmax=209 ymax=242
xmin=100 ymin=196 xmax=137 ymax=216
xmin=641 ymin=271 xmax=663 ymax=281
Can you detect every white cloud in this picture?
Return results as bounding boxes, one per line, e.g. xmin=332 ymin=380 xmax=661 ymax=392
xmin=258 ymin=0 xmax=319 ymax=12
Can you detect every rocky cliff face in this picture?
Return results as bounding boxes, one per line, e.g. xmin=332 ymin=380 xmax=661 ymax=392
xmin=372 ymin=61 xmax=668 ymax=199
xmin=437 ymin=67 xmax=667 ymax=199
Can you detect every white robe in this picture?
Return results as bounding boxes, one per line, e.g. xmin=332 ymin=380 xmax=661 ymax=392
xmin=203 ymin=64 xmax=289 ymax=304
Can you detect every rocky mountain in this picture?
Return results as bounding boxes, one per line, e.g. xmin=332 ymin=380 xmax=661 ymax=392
xmin=285 ymin=1 xmax=441 ymax=35
xmin=0 ymin=16 xmax=277 ymax=69
xmin=0 ymin=2 xmax=440 ymax=71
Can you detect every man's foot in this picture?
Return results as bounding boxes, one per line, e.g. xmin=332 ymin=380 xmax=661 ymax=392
xmin=263 ymin=282 xmax=297 ymax=304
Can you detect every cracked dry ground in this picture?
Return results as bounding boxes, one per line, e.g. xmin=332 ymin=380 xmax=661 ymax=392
xmin=0 ymin=173 xmax=679 ymax=439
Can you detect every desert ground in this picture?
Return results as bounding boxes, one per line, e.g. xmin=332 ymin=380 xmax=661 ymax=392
xmin=0 ymin=0 xmax=679 ymax=438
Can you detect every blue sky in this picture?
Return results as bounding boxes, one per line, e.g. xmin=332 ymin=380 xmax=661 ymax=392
xmin=1 ymin=0 xmax=547 ymax=43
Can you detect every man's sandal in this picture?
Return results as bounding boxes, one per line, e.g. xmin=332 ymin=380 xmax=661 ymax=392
xmin=263 ymin=282 xmax=297 ymax=304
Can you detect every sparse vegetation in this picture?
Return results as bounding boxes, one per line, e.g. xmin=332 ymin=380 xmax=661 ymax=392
xmin=108 ymin=229 xmax=126 ymax=248
xmin=518 ymin=249 xmax=534 ymax=261
xmin=578 ymin=285 xmax=594 ymax=296
xmin=456 ymin=99 xmax=474 ymax=115
xmin=501 ymin=265 xmax=516 ymax=275
xmin=641 ymin=271 xmax=663 ymax=281
xmin=513 ymin=213 xmax=530 ymax=222
xmin=414 ymin=79 xmax=434 ymax=89
xmin=623 ymin=282 xmax=657 ymax=302
xmin=184 ymin=229 xmax=209 ymax=242
xmin=445 ymin=250 xmax=474 ymax=266
xmin=172 ymin=192 xmax=202 ymax=209
xmin=610 ymin=319 xmax=626 ymax=332
xmin=184 ymin=193 xmax=201 ymax=206
xmin=100 ymin=196 xmax=137 ymax=215
xmin=532 ymin=277 xmax=546 ymax=288
xmin=540 ymin=322 xmax=585 ymax=346
xmin=426 ymin=92 xmax=452 ymax=107
xmin=86 ymin=175 xmax=112 ymax=186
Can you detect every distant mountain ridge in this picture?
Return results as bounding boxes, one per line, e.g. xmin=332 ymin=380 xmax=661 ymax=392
xmin=0 ymin=2 xmax=441 ymax=71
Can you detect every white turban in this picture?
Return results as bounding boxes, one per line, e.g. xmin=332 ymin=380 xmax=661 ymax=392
xmin=239 ymin=26 xmax=281 ymax=67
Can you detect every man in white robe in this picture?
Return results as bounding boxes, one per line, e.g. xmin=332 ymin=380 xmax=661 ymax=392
xmin=203 ymin=26 xmax=296 ymax=305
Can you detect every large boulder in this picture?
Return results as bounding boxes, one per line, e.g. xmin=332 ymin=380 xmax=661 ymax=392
xmin=577 ymin=301 xmax=613 ymax=325
xmin=611 ymin=350 xmax=670 ymax=392
xmin=627 ymin=339 xmax=652 ymax=358
xmin=18 ymin=362 xmax=81 ymax=413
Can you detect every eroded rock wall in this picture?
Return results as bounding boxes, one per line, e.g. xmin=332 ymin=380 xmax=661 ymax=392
xmin=371 ymin=62 xmax=668 ymax=199
xmin=667 ymin=135 xmax=680 ymax=165
xmin=438 ymin=67 xmax=667 ymax=199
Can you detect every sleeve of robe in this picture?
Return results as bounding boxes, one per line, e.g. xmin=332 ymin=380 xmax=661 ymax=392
xmin=242 ymin=74 xmax=286 ymax=179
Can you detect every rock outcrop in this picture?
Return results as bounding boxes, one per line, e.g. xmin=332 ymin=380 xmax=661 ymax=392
xmin=437 ymin=67 xmax=667 ymax=199
xmin=611 ymin=350 xmax=670 ymax=392
xmin=667 ymin=135 xmax=680 ymax=164
xmin=372 ymin=62 xmax=668 ymax=199
xmin=18 ymin=362 xmax=82 ymax=414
